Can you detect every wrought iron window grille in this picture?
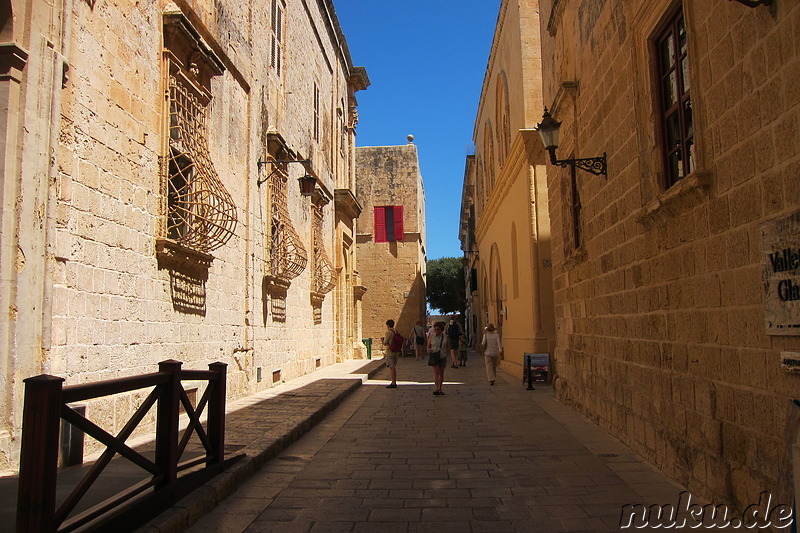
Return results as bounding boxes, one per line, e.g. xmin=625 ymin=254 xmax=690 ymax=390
xmin=311 ymin=202 xmax=336 ymax=296
xmin=163 ymin=55 xmax=237 ymax=254
xmin=266 ymin=165 xmax=308 ymax=284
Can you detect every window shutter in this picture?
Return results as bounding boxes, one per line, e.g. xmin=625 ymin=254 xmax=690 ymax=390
xmin=374 ymin=207 xmax=387 ymax=242
xmin=393 ymin=206 xmax=404 ymax=242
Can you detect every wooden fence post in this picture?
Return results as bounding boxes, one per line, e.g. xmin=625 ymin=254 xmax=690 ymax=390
xmin=16 ymin=374 xmax=65 ymax=532
xmin=207 ymin=362 xmax=227 ymax=466
xmin=156 ymin=360 xmax=181 ymax=488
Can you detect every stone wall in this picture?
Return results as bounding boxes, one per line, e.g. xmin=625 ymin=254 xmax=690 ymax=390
xmin=0 ymin=0 xmax=366 ymax=470
xmin=539 ymin=0 xmax=800 ymax=511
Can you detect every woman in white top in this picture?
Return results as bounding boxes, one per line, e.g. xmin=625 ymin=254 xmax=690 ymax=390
xmin=481 ymin=323 xmax=503 ymax=385
xmin=427 ymin=322 xmax=449 ymax=395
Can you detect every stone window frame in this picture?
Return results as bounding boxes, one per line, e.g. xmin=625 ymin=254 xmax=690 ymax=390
xmin=655 ymin=5 xmax=693 ymax=189
xmin=156 ymin=12 xmax=237 ymax=265
xmin=633 ymin=2 xmax=712 ymax=230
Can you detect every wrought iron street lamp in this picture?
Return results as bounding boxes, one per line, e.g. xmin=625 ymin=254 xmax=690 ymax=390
xmin=257 ymin=158 xmax=318 ymax=195
xmin=536 ymin=109 xmax=607 ymax=177
xmin=297 ymin=174 xmax=317 ymax=196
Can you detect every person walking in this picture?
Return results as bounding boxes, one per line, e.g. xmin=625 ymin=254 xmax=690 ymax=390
xmin=382 ymin=319 xmax=401 ymax=388
xmin=481 ymin=323 xmax=503 ymax=386
xmin=427 ymin=321 xmax=448 ymax=395
xmin=409 ymin=320 xmax=426 ymax=361
xmin=458 ymin=334 xmax=468 ymax=367
xmin=446 ymin=319 xmax=462 ymax=368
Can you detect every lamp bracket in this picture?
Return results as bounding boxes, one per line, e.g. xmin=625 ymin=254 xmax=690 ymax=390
xmin=547 ymin=147 xmax=607 ymax=177
xmin=547 ymin=146 xmax=608 ymax=178
xmin=555 ymin=155 xmax=607 ymax=177
xmin=728 ymin=0 xmax=772 ymax=6
xmin=256 ymin=158 xmax=311 ymax=186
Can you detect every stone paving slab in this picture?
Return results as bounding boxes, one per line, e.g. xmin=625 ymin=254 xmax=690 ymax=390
xmin=171 ymin=354 xmax=747 ymax=533
xmin=135 ymin=358 xmax=385 ymax=533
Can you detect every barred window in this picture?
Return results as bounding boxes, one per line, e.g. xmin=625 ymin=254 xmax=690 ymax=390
xmin=267 ymin=164 xmax=307 ymax=282
xmin=162 ymin=15 xmax=236 ymax=255
xmin=312 ymin=202 xmax=335 ymax=295
xmin=656 ymin=6 xmax=693 ymax=188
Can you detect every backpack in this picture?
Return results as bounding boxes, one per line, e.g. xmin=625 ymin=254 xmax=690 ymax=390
xmin=389 ymin=329 xmax=404 ymax=352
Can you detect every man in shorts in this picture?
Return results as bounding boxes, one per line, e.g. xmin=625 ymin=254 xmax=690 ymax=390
xmin=382 ymin=319 xmax=400 ymax=388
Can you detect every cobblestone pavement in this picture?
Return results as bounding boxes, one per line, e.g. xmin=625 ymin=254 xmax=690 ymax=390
xmin=184 ymin=354 xmax=733 ymax=533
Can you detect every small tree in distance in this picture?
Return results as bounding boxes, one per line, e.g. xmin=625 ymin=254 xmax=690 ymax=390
xmin=426 ymin=257 xmax=466 ymax=316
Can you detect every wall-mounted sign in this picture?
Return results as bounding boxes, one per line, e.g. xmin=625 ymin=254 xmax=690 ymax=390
xmin=760 ymin=210 xmax=800 ymax=336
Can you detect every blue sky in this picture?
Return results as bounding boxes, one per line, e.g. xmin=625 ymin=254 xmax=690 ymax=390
xmin=333 ymin=0 xmax=501 ymax=261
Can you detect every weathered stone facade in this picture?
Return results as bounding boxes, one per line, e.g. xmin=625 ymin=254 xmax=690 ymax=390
xmin=0 ymin=0 xmax=367 ymax=470
xmin=540 ymin=0 xmax=800 ymax=511
xmin=356 ymin=142 xmax=426 ymax=348
xmin=460 ymin=0 xmax=556 ymax=377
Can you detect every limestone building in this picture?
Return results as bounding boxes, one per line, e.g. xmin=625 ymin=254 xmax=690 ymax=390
xmin=460 ymin=0 xmax=556 ymax=377
xmin=0 ymin=0 xmax=368 ymax=470
xmin=356 ymin=139 xmax=427 ymax=347
xmin=539 ymin=0 xmax=799 ymax=512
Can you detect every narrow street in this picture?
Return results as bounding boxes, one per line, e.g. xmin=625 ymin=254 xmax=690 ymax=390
xmin=185 ymin=354 xmax=696 ymax=533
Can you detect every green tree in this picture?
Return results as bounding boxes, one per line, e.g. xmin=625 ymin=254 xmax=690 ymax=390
xmin=426 ymin=257 xmax=466 ymax=315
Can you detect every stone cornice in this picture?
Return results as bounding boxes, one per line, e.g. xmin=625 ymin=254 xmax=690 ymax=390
xmin=475 ymin=130 xmax=544 ymax=242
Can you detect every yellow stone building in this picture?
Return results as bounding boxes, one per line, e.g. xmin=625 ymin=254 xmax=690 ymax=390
xmin=539 ymin=0 xmax=799 ymax=512
xmin=460 ymin=0 xmax=556 ymax=378
xmin=0 ymin=0 xmax=368 ymax=470
xmin=356 ymin=139 xmax=427 ymax=347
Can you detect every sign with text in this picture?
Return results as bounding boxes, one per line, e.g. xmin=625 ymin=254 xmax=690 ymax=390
xmin=760 ymin=210 xmax=800 ymax=336
xmin=523 ymin=353 xmax=550 ymax=384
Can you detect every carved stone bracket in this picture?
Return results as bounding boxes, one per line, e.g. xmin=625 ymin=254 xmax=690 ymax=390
xmin=353 ymin=285 xmax=367 ymax=300
xmin=156 ymin=238 xmax=214 ymax=270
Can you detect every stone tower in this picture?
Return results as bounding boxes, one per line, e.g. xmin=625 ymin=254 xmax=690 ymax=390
xmin=356 ymin=138 xmax=427 ymax=349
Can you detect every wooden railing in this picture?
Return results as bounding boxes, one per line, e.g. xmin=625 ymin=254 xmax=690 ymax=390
xmin=16 ymin=359 xmax=233 ymax=532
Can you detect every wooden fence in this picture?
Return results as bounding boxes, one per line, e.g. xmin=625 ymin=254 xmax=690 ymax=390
xmin=16 ymin=359 xmax=237 ymax=532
